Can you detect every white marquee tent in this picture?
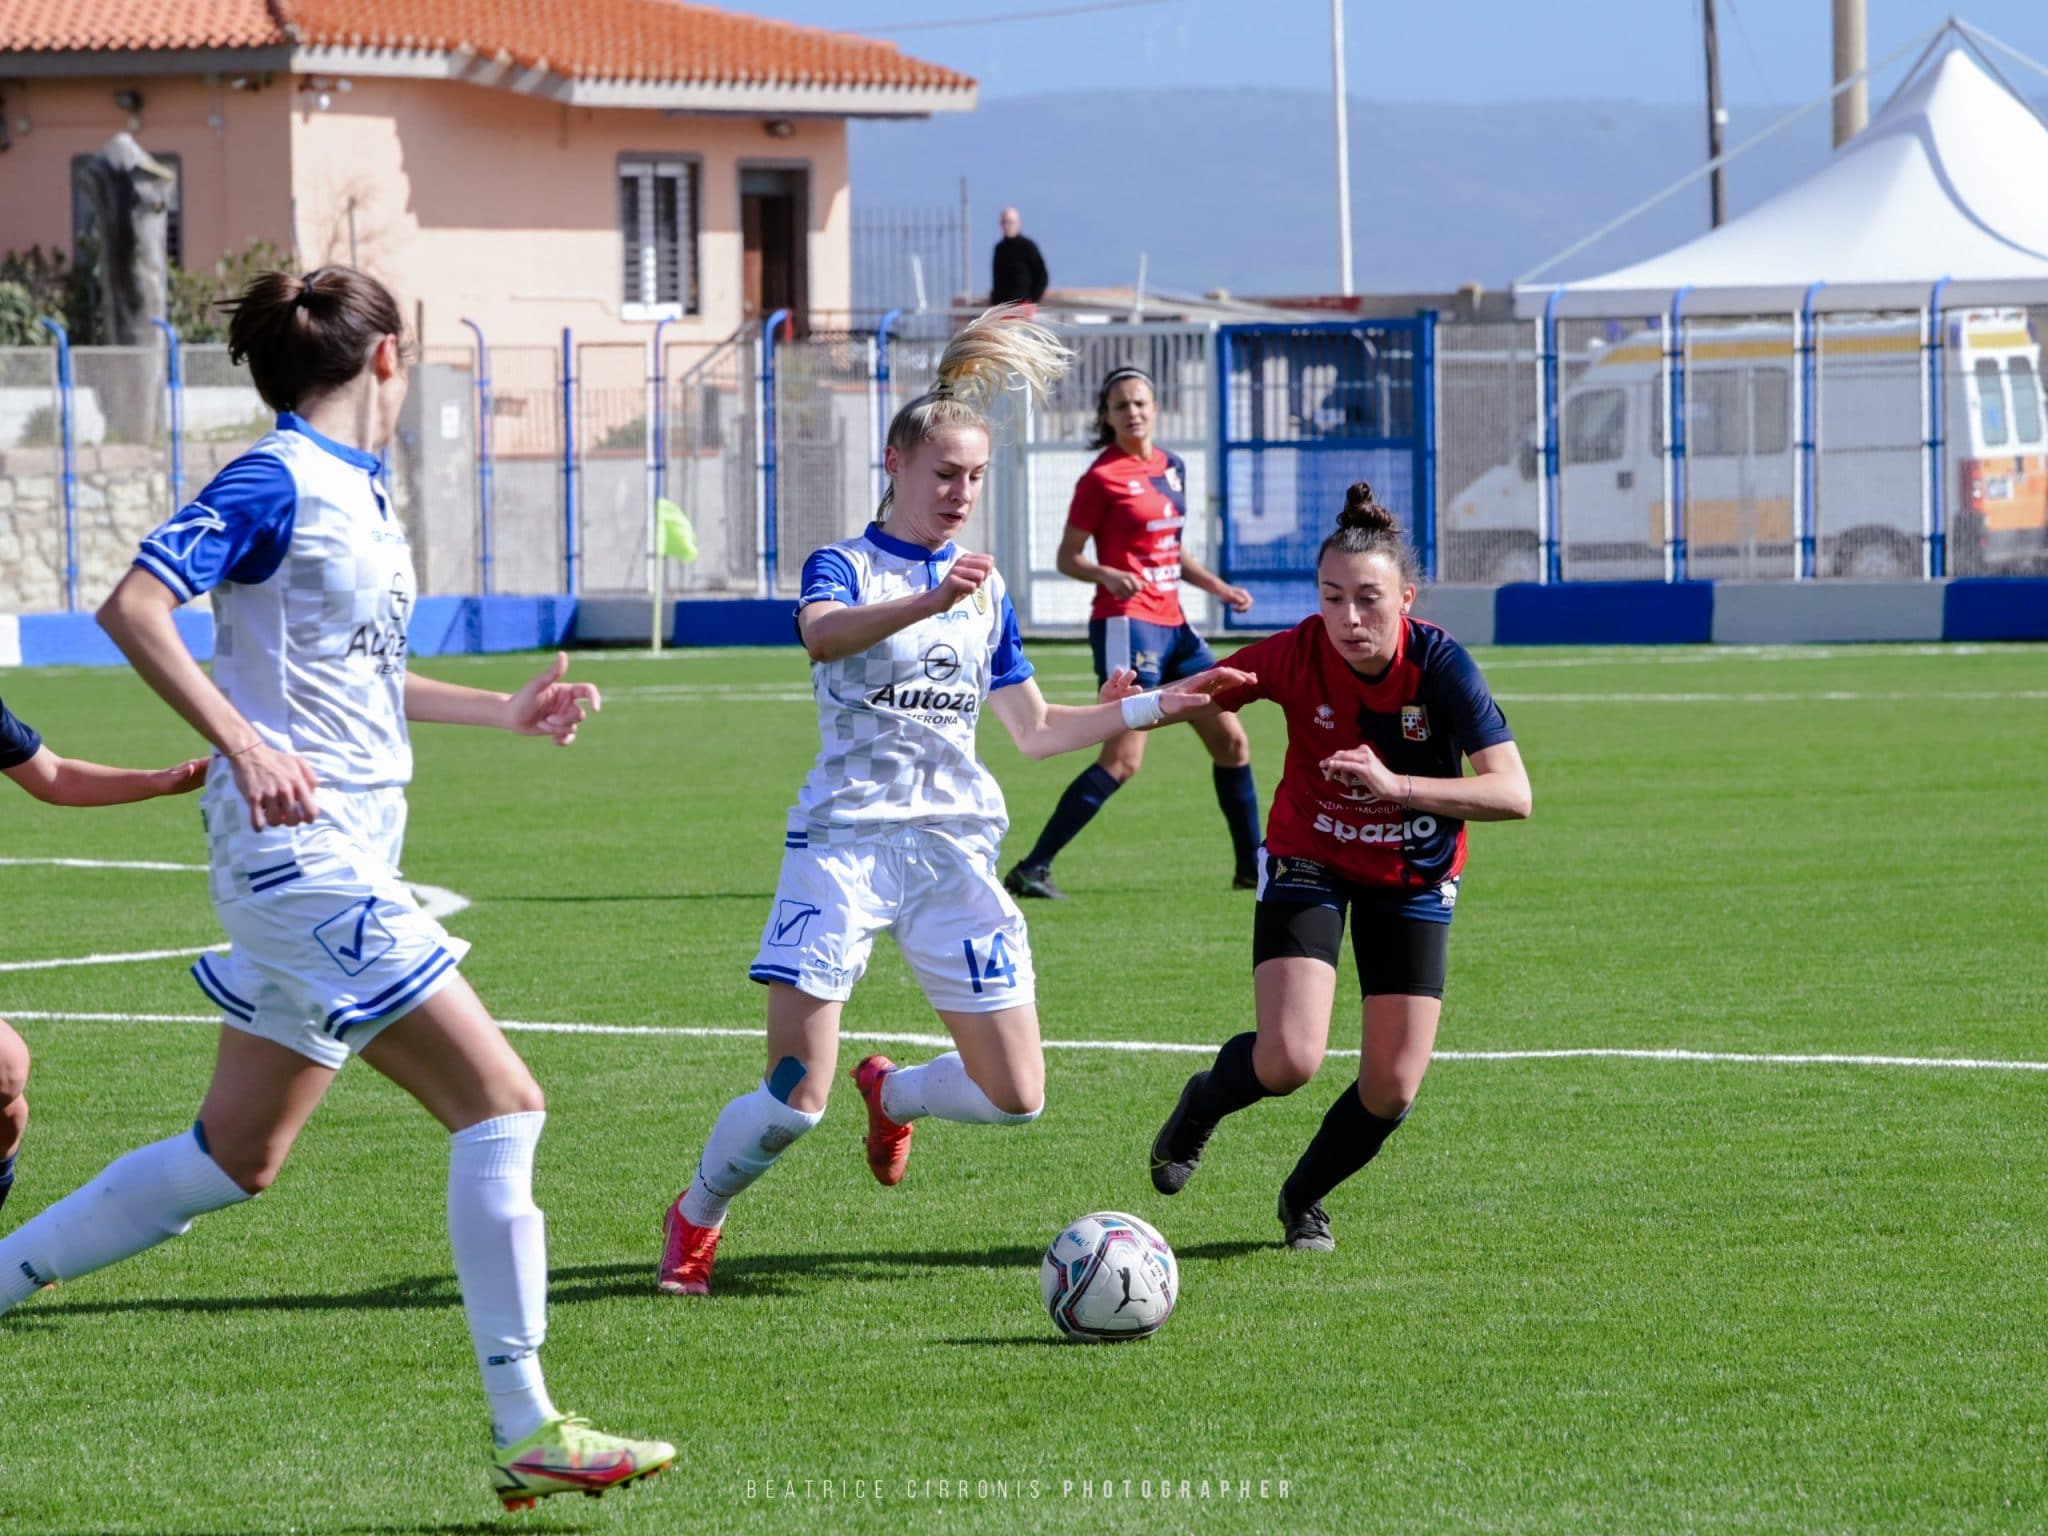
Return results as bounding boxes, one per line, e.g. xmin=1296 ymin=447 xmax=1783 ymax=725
xmin=1518 ymin=38 xmax=2048 ymax=317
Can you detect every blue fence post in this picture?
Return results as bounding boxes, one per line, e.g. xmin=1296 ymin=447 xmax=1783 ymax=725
xmin=460 ymin=318 xmax=493 ymax=595
xmin=873 ymin=307 xmax=901 ymax=509
xmin=149 ymin=317 xmax=185 ymax=516
xmin=1797 ymin=282 xmax=1826 ymax=581
xmin=37 ymin=318 xmax=79 ymax=611
xmin=1925 ymin=276 xmax=1951 ymax=579
xmin=759 ymin=308 xmax=790 ymax=594
xmin=1414 ymin=309 xmax=1439 ymax=582
xmin=1666 ymin=286 xmax=1693 ymax=583
xmin=560 ymin=326 xmax=577 ymax=594
xmin=1539 ymin=291 xmax=1561 ymax=585
xmin=1215 ymin=325 xmax=1236 ymax=605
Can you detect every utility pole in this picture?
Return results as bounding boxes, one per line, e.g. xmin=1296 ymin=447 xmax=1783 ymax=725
xmin=1331 ymin=0 xmax=1354 ymax=296
xmin=1703 ymin=0 xmax=1726 ymax=227
xmin=1832 ymin=0 xmax=1868 ymax=147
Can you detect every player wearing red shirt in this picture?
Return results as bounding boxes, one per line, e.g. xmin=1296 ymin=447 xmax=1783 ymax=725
xmin=1005 ymin=365 xmax=1262 ymax=899
xmin=1146 ymin=484 xmax=1532 ymax=1252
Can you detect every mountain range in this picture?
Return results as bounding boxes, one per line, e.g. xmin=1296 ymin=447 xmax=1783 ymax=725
xmin=850 ymin=88 xmax=1848 ymax=299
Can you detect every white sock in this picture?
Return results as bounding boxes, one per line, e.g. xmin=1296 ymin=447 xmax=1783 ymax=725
xmin=881 ymin=1052 xmax=1041 ymax=1125
xmin=678 ymin=1083 xmax=822 ymax=1228
xmin=448 ymin=1111 xmax=558 ymax=1448
xmin=0 ymin=1127 xmax=250 ymax=1312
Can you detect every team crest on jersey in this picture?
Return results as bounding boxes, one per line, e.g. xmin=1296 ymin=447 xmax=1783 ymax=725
xmin=1314 ymin=704 xmax=1335 ymax=729
xmin=1401 ymin=705 xmax=1430 ymax=742
xmin=1164 ymin=464 xmax=1182 ymax=494
xmin=1126 ymin=479 xmax=1145 ymax=496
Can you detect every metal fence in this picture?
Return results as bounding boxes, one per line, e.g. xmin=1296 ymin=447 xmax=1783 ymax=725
xmin=5 ymin=305 xmax=2044 ymax=621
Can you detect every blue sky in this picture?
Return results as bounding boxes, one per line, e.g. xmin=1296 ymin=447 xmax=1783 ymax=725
xmin=717 ymin=1 xmax=2048 ymax=106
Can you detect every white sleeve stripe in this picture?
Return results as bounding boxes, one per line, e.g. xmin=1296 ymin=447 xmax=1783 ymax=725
xmin=132 ymin=550 xmax=197 ymax=603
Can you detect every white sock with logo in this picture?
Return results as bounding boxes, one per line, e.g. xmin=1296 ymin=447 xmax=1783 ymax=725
xmin=881 ymin=1052 xmax=1041 ymax=1126
xmin=447 ymin=1111 xmax=559 ymax=1448
xmin=679 ymin=1083 xmax=823 ymax=1228
xmin=0 ymin=1127 xmax=251 ymax=1312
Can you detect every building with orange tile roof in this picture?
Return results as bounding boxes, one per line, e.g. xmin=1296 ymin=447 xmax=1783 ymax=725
xmin=0 ymin=0 xmax=975 ymax=345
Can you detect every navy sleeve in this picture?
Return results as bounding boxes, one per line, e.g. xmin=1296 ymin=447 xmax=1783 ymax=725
xmin=0 ymin=696 xmax=42 ymax=771
xmin=133 ymin=452 xmax=298 ymax=603
xmin=989 ymin=592 xmax=1034 ymax=692
xmin=1431 ymin=640 xmax=1514 ymax=754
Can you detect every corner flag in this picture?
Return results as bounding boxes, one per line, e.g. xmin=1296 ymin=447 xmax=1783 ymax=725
xmin=656 ymin=498 xmax=698 ymax=562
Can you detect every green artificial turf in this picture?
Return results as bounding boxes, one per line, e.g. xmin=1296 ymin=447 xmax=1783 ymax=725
xmin=1 ymin=640 xmax=2043 ymax=1534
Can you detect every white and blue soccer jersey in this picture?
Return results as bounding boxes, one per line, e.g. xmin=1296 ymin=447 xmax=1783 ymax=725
xmin=133 ymin=414 xmax=460 ymax=1068
xmin=790 ymin=522 xmax=1035 ymax=844
xmin=135 ymin=412 xmax=416 ymax=792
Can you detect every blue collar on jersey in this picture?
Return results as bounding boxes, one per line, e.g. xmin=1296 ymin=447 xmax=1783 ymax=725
xmin=278 ymin=411 xmax=386 ymax=473
xmin=863 ymin=521 xmax=955 ymax=564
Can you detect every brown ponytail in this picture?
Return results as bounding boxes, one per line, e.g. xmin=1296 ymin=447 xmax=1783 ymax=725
xmin=223 ymin=266 xmax=408 ymax=413
xmin=1317 ymin=481 xmax=1420 ymax=584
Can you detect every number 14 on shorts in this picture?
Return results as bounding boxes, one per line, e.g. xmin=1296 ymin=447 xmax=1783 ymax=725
xmin=962 ymin=931 xmax=1019 ymax=994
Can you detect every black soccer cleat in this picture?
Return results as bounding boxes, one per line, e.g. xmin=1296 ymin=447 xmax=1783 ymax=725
xmin=1004 ymin=863 xmax=1065 ymax=900
xmin=1231 ymin=869 xmax=1259 ymax=891
xmin=1277 ymin=1189 xmax=1335 ymax=1252
xmin=1149 ymin=1071 xmax=1219 ymax=1195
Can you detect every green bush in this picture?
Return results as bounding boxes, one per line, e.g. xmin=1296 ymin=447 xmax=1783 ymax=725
xmin=0 ymin=237 xmax=295 ymax=346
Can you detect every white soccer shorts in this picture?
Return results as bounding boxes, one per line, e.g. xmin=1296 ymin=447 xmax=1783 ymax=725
xmin=750 ymin=824 xmax=1037 ymax=1014
xmin=192 ymin=782 xmax=469 ymax=1070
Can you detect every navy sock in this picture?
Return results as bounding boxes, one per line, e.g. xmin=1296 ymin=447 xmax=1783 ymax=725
xmin=1213 ymin=764 xmax=1261 ymax=877
xmin=0 ymin=1152 xmax=15 ymax=1215
xmin=1184 ymin=1032 xmax=1273 ymax=1123
xmin=1281 ymin=1087 xmax=1406 ymax=1210
xmin=1020 ymin=764 xmax=1122 ymax=871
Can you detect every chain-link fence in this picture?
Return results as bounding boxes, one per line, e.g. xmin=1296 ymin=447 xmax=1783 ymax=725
xmin=8 ymin=305 xmax=2044 ymax=621
xmin=1437 ymin=320 xmax=1541 ymax=582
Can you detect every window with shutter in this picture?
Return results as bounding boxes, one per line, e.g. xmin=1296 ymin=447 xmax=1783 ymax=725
xmin=618 ymin=157 xmax=699 ymax=318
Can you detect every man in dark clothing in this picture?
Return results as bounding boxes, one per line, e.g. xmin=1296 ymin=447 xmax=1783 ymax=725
xmin=991 ymin=207 xmax=1049 ymax=307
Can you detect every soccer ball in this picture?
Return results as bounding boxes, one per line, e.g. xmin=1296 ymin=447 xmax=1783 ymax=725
xmin=1040 ymin=1211 xmax=1178 ymax=1342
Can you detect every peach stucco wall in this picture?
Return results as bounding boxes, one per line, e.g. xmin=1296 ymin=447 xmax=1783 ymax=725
xmin=288 ymin=78 xmax=851 ymax=349
xmin=0 ymin=70 xmax=850 ymax=351
xmin=0 ymin=72 xmax=293 ymax=268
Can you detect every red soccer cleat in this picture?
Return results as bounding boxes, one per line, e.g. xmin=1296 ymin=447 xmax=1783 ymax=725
xmin=851 ymin=1054 xmax=914 ymax=1186
xmin=657 ymin=1195 xmax=722 ymax=1296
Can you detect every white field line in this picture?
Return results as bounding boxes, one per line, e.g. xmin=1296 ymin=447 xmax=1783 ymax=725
xmin=0 ymin=858 xmax=469 ymax=926
xmin=0 ymin=857 xmax=205 ymax=872
xmin=0 ymin=944 xmax=226 ymax=973
xmin=6 ymin=1009 xmax=2047 ymax=1074
xmin=609 ymin=684 xmax=2048 ymax=706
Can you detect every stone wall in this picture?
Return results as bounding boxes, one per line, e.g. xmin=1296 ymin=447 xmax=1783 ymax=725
xmin=0 ymin=440 xmax=243 ymax=612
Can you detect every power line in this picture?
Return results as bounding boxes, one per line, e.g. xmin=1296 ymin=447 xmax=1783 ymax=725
xmin=1719 ymin=0 xmax=1779 ymax=104
xmin=849 ymin=0 xmax=1183 ymax=35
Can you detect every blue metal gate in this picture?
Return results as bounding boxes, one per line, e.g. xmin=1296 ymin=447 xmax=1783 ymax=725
xmin=1216 ymin=317 xmax=1436 ymax=627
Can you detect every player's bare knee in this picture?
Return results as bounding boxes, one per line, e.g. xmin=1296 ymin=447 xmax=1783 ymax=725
xmin=1358 ymin=1077 xmax=1416 ymax=1120
xmin=1101 ymin=744 xmax=1144 ymax=782
xmin=0 ymin=1045 xmax=27 ymax=1103
xmin=1208 ymin=729 xmax=1252 ymax=769
xmin=216 ymin=1146 xmax=287 ymax=1196
xmin=993 ymin=1086 xmax=1043 ymax=1121
xmin=1253 ymin=1042 xmax=1319 ymax=1095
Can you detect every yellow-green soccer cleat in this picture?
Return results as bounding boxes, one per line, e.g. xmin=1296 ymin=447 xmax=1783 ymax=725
xmin=489 ymin=1414 xmax=676 ymax=1511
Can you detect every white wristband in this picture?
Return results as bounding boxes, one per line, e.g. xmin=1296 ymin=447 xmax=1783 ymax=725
xmin=1120 ymin=691 xmax=1166 ymax=730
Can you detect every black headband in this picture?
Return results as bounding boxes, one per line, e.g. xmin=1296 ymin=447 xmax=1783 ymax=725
xmin=1100 ymin=366 xmax=1152 ymax=392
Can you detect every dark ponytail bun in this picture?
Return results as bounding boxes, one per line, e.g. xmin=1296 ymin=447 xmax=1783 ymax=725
xmin=1336 ymin=481 xmax=1397 ymax=536
xmin=224 ymin=265 xmax=406 ymax=412
xmin=1318 ymin=481 xmax=1420 ymax=583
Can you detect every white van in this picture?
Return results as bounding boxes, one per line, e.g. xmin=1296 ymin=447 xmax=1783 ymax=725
xmin=1445 ymin=308 xmax=2048 ymax=580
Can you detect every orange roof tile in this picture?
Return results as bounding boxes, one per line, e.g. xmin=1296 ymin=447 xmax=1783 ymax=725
xmin=0 ymin=0 xmax=974 ymax=91
xmin=0 ymin=0 xmax=285 ymax=52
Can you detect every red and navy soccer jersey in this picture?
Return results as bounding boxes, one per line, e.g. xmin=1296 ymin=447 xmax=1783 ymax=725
xmin=1214 ymin=617 xmax=1514 ymax=888
xmin=0 ymin=695 xmax=41 ymax=772
xmin=1067 ymin=446 xmax=1190 ymax=627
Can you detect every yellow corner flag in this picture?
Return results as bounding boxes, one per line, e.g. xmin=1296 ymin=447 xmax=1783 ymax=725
xmin=656 ymin=497 xmax=699 ymax=562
